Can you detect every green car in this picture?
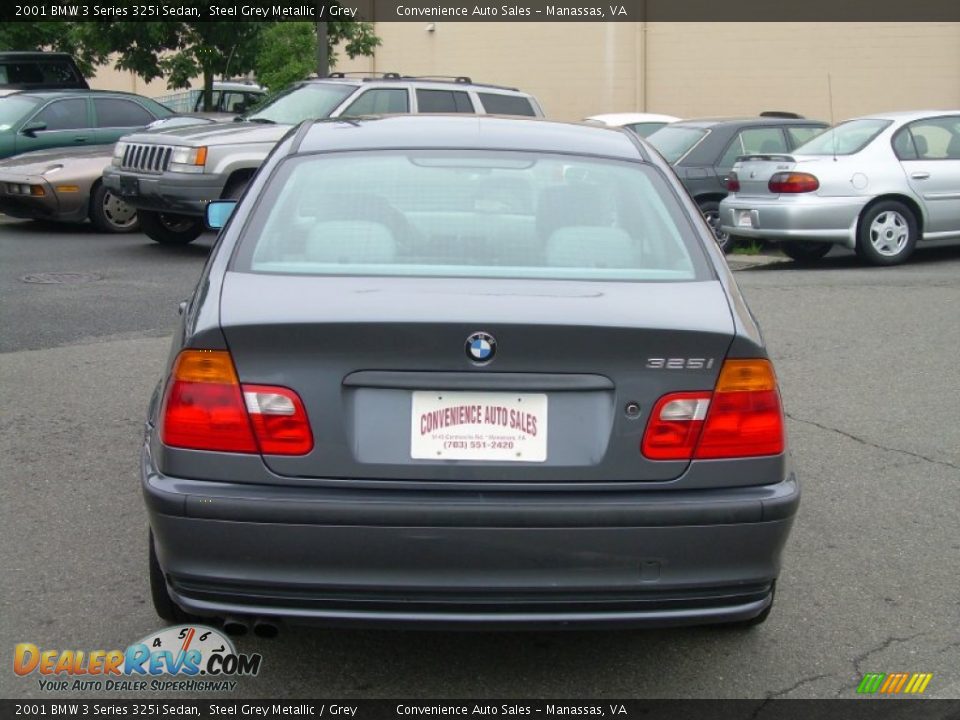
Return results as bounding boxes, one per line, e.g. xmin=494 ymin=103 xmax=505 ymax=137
xmin=0 ymin=90 xmax=174 ymax=160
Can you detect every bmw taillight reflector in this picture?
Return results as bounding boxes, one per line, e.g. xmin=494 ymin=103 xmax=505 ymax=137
xmin=160 ymin=350 xmax=312 ymax=455
xmin=768 ymin=172 xmax=819 ymax=193
xmin=243 ymin=385 xmax=313 ymax=455
xmin=642 ymin=393 xmax=712 ymax=460
xmin=726 ymin=172 xmax=741 ymax=192
xmin=641 ymin=359 xmax=784 ymax=460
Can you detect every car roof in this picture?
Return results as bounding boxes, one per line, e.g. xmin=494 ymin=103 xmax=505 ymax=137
xmin=0 ymin=51 xmax=77 ymax=60
xmin=851 ymin=110 xmax=960 ymax=122
xmin=214 ymin=81 xmax=266 ymax=92
xmin=585 ymin=113 xmax=681 ymax=125
xmin=8 ymin=89 xmax=153 ymax=101
xmin=304 ymin=76 xmax=531 ymax=96
xmin=670 ymin=117 xmax=827 ymax=129
xmin=295 ymin=115 xmax=644 ymax=160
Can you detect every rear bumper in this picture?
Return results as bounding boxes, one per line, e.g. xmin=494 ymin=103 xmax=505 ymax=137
xmin=102 ymin=166 xmax=223 ymax=216
xmin=143 ymin=444 xmax=799 ymax=629
xmin=719 ymin=195 xmax=868 ymax=248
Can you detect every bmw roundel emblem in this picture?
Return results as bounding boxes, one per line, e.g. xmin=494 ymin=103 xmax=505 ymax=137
xmin=466 ymin=332 xmax=496 ymax=364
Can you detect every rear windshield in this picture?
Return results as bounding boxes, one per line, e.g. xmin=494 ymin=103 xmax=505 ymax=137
xmin=232 ymin=150 xmax=710 ymax=282
xmin=646 ymin=126 xmax=708 ymax=163
xmin=245 ymin=83 xmax=354 ymax=124
xmin=795 ymin=118 xmax=891 ymax=156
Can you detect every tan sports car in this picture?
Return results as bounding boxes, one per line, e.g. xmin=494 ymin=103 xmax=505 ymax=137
xmin=0 ymin=144 xmax=138 ymax=232
xmin=0 ymin=115 xmax=215 ymax=233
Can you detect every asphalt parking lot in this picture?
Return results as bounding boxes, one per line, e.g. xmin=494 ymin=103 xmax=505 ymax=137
xmin=1 ymin=217 xmax=958 ymax=701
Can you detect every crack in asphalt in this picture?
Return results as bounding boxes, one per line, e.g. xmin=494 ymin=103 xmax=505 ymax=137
xmin=833 ymin=632 xmax=929 ymax=698
xmin=750 ymin=672 xmax=835 ymax=715
xmin=939 ymin=637 xmax=960 ymax=655
xmin=786 ymin=413 xmax=960 ymax=473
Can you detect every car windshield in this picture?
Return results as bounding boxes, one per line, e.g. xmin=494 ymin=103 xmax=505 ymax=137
xmin=232 ymin=150 xmax=709 ymax=282
xmin=245 ymin=83 xmax=354 ymax=124
xmin=0 ymin=95 xmax=41 ymax=129
xmin=794 ymin=118 xmax=891 ymax=156
xmin=646 ymin=126 xmax=708 ymax=163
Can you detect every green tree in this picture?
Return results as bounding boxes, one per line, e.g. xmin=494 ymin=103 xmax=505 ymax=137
xmin=83 ymin=16 xmax=265 ymax=110
xmin=256 ymin=23 xmax=315 ymax=92
xmin=255 ymin=21 xmax=381 ymax=92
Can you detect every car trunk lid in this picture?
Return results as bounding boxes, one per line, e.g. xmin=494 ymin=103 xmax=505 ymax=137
xmin=732 ymin=154 xmax=800 ymax=196
xmin=219 ymin=273 xmax=736 ymax=483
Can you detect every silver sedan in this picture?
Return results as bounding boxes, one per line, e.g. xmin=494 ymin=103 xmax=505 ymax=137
xmin=719 ymin=111 xmax=960 ymax=265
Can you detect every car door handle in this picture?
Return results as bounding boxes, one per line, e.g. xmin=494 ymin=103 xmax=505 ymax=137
xmin=911 ymin=172 xmax=930 ymax=180
xmin=74 ymin=136 xmax=87 ymax=143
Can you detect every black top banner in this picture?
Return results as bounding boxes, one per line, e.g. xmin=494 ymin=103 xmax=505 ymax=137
xmin=5 ymin=0 xmax=960 ymax=22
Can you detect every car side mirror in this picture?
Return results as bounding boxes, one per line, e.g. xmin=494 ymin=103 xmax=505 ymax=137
xmin=21 ymin=121 xmax=47 ymax=137
xmin=205 ymin=200 xmax=237 ymax=229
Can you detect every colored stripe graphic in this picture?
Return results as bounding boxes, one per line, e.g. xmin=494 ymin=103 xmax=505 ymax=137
xmin=905 ymin=673 xmax=934 ymax=694
xmin=857 ymin=673 xmax=885 ymax=694
xmin=858 ymin=672 xmax=932 ymax=694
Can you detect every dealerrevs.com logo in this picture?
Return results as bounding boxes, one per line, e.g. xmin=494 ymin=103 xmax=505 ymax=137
xmin=14 ymin=625 xmax=262 ymax=692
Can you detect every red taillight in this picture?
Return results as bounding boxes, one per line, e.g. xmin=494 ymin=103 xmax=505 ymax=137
xmin=641 ymin=359 xmax=784 ymax=461
xmin=768 ymin=172 xmax=819 ymax=193
xmin=160 ymin=350 xmax=313 ymax=456
xmin=726 ymin=172 xmax=741 ymax=192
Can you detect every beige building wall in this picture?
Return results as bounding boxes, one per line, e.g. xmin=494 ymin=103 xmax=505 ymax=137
xmin=88 ymin=60 xmax=177 ymax=97
xmin=336 ymin=22 xmax=960 ymax=122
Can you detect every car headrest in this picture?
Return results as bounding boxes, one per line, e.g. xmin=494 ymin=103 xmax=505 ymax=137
xmin=536 ymin=184 xmax=608 ymax=240
xmin=945 ymin=134 xmax=960 ymax=159
xmin=913 ymin=134 xmax=929 ymax=157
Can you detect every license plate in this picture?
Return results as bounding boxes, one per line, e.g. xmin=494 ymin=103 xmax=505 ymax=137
xmin=411 ymin=391 xmax=547 ymax=462
xmin=737 ymin=210 xmax=754 ymax=228
xmin=119 ymin=176 xmax=139 ymax=197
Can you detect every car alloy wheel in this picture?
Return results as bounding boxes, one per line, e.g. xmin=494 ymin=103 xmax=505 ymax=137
xmin=868 ymin=210 xmax=909 ymax=257
xmin=101 ymin=190 xmax=138 ymax=230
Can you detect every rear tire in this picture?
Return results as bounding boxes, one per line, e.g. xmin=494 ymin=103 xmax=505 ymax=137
xmin=89 ymin=183 xmax=139 ymax=233
xmin=855 ymin=201 xmax=918 ymax=266
xmin=149 ymin=530 xmax=193 ymax=623
xmin=780 ymin=240 xmax=831 ymax=263
xmin=140 ymin=210 xmax=203 ymax=245
xmin=698 ymin=200 xmax=735 ymax=254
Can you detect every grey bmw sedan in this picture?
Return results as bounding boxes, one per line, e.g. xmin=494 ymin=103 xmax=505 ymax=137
xmin=143 ymin=115 xmax=799 ymax=634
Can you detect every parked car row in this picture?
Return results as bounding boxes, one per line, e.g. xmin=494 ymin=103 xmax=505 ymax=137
xmin=1 ymin=56 xmax=959 ymax=268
